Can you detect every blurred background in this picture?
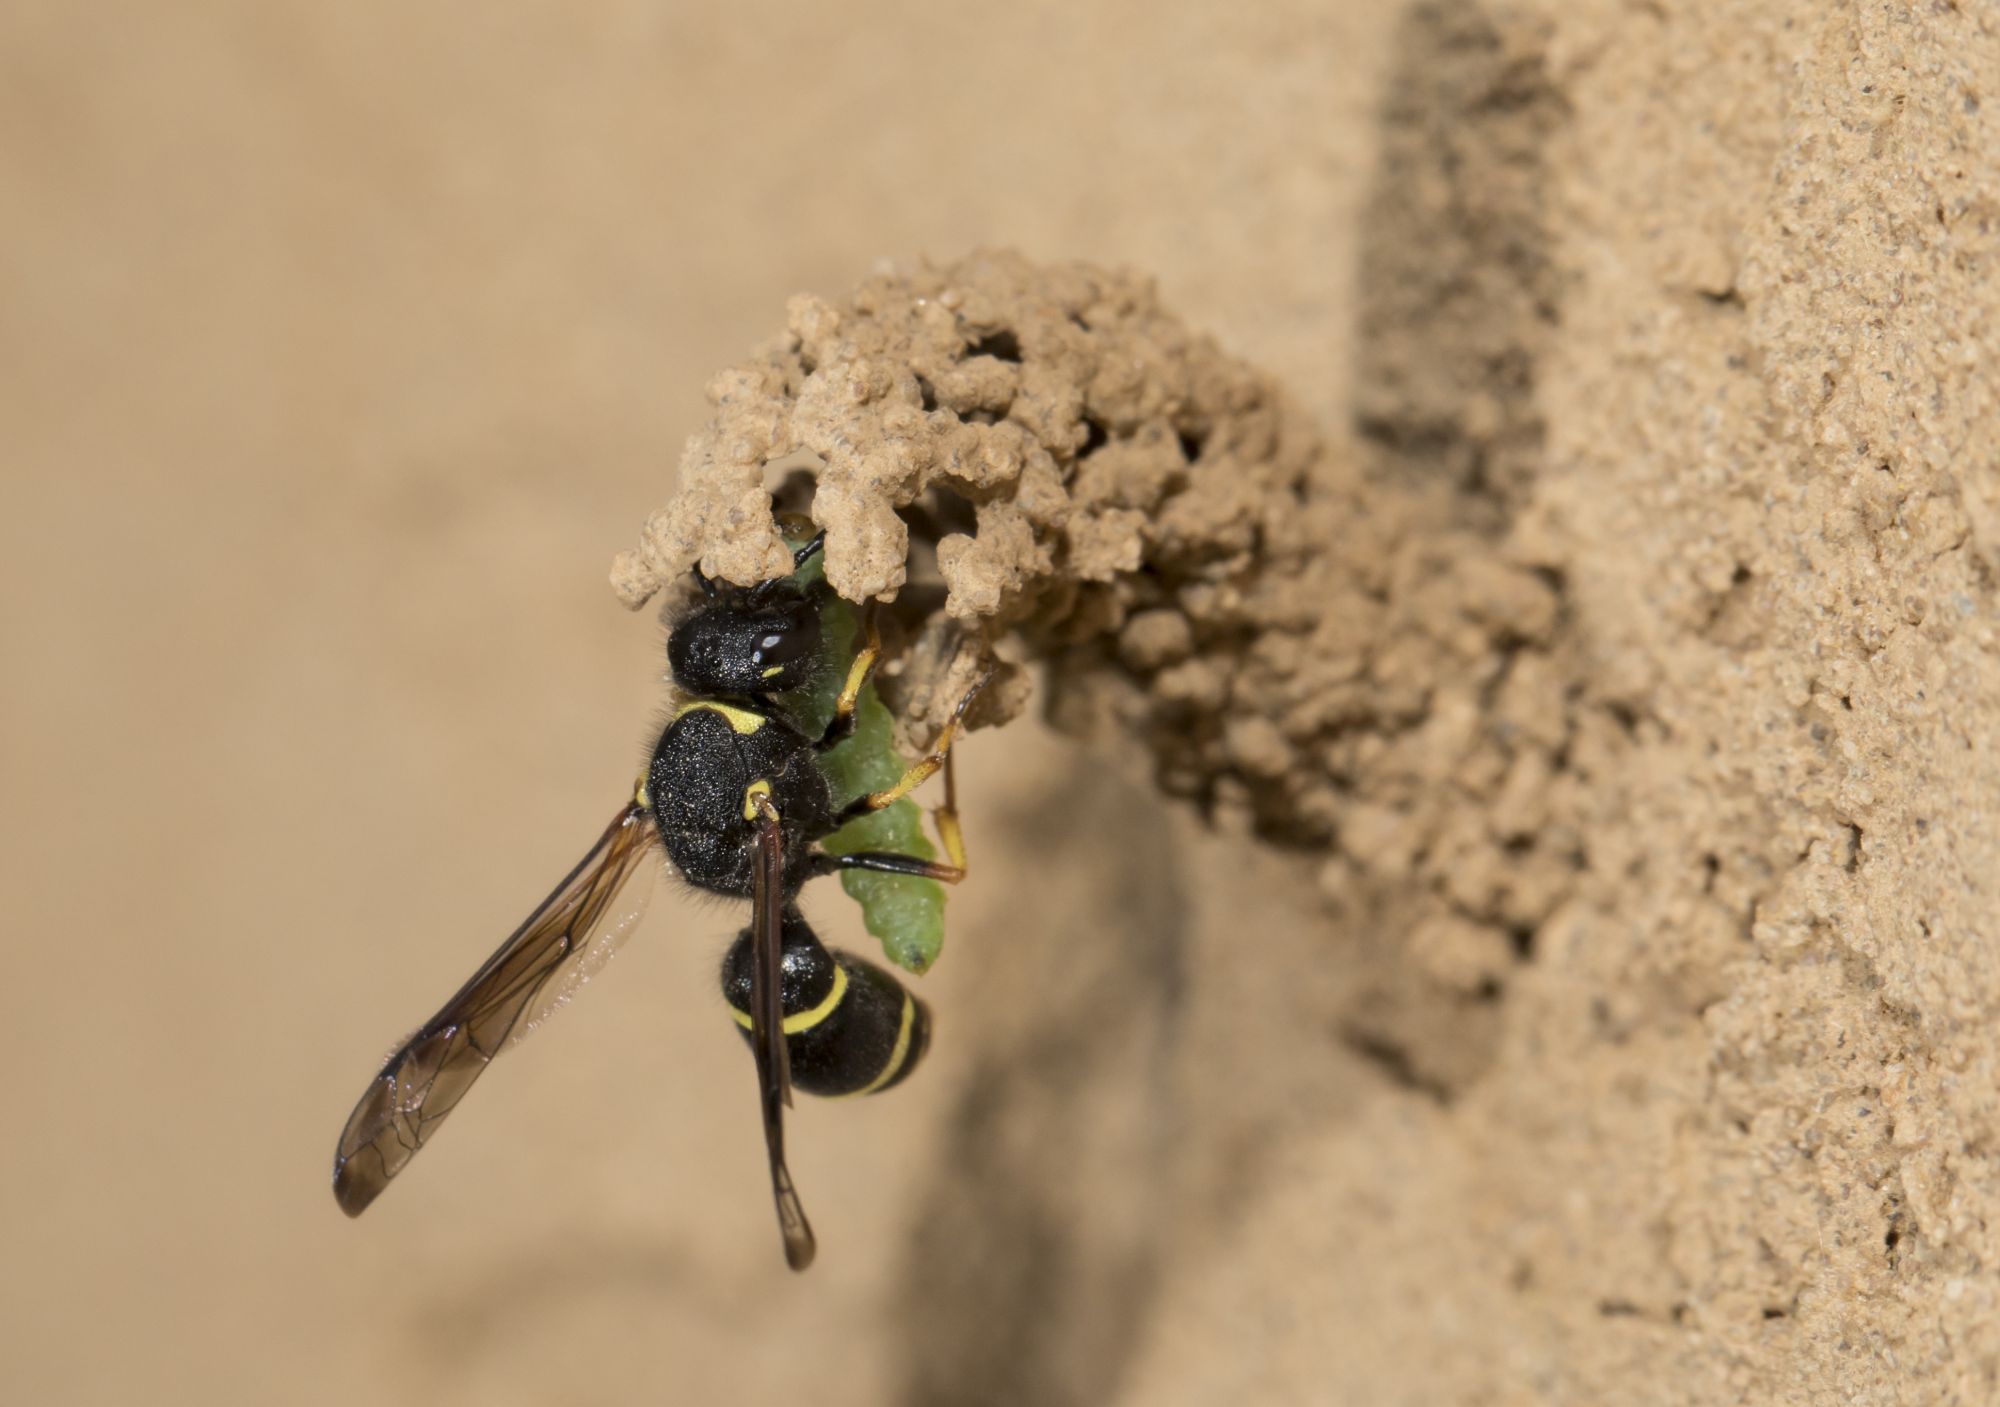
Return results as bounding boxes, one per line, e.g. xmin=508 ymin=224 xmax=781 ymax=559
xmin=2 ymin=5 xmax=1389 ymax=1402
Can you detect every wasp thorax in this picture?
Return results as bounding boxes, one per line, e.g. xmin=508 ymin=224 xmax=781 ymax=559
xmin=668 ymin=591 xmax=823 ymax=697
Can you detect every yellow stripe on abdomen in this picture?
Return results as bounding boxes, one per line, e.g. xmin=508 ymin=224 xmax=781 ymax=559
xmin=840 ymin=993 xmax=915 ymax=1099
xmin=727 ymin=962 xmax=848 ymax=1035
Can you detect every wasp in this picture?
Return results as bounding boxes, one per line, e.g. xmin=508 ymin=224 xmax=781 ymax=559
xmin=331 ymin=529 xmax=985 ymax=1270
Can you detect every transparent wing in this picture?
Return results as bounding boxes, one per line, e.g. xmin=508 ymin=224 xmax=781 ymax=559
xmin=509 ymin=847 xmax=660 ymax=1045
xmin=331 ymin=803 xmax=660 ymax=1217
xmin=749 ymin=796 xmax=816 ymax=1270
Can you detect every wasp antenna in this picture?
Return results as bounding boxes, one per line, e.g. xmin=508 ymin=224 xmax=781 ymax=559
xmin=790 ymin=530 xmax=827 ymax=569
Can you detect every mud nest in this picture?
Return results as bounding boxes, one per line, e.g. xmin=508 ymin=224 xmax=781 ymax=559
xmin=614 ymin=251 xmax=1572 ymax=981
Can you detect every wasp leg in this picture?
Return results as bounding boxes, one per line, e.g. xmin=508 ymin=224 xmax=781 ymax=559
xmin=835 ymin=670 xmax=990 ymax=821
xmin=932 ymin=740 xmax=967 ymax=873
xmin=827 ymin=671 xmax=986 ymax=880
xmin=814 ymin=847 xmax=964 ymax=885
xmin=815 ymin=724 xmax=975 ymax=885
xmin=816 ymin=603 xmax=881 ymax=750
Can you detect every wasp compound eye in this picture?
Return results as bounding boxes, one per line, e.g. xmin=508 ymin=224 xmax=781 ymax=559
xmin=668 ymin=594 xmax=823 ymax=698
xmin=747 ymin=604 xmax=821 ymax=679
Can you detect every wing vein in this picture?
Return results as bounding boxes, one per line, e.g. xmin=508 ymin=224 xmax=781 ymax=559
xmin=330 ymin=803 xmax=659 ymax=1217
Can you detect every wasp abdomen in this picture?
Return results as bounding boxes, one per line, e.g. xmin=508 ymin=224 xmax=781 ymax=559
xmin=721 ymin=912 xmax=930 ymax=1098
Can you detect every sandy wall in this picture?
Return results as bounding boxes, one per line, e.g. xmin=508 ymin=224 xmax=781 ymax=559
xmin=4 ymin=3 xmax=1997 ymax=1404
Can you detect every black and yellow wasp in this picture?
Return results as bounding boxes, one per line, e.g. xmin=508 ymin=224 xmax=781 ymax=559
xmin=330 ymin=530 xmax=984 ymax=1270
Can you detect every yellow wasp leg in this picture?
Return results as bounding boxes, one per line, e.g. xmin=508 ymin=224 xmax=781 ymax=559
xmin=859 ymin=669 xmax=991 ymax=815
xmin=830 ymin=604 xmax=881 ymax=730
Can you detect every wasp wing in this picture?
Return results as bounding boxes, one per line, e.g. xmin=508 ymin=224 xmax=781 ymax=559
xmin=331 ymin=803 xmax=659 ymax=1217
xmin=749 ymin=796 xmax=816 ymax=1270
xmin=508 ymin=844 xmax=660 ymax=1045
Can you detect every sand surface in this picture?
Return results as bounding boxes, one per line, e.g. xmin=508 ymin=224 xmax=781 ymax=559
xmin=5 ymin=3 xmax=1999 ymax=1404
